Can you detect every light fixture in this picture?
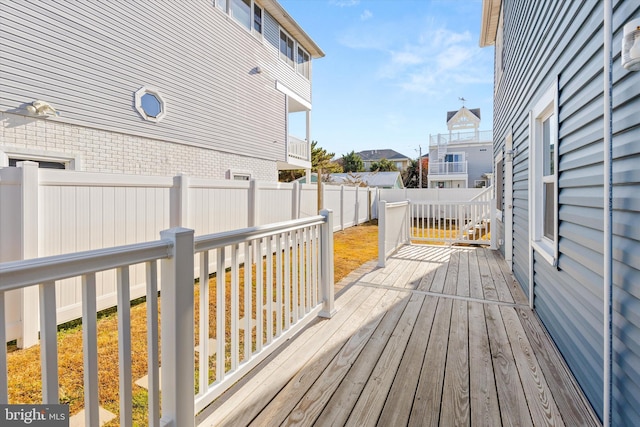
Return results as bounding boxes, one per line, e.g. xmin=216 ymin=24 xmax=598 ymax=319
xmin=505 ymin=147 xmax=518 ymax=162
xmin=25 ymin=100 xmax=58 ymax=116
xmin=622 ymin=18 xmax=640 ymax=71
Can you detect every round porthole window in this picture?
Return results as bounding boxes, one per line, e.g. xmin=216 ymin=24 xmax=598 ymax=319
xmin=134 ymin=86 xmax=166 ymax=122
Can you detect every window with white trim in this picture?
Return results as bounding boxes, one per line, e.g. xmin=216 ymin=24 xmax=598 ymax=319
xmin=530 ymin=82 xmax=558 ymax=266
xmin=228 ymin=169 xmax=252 ymax=181
xmin=297 ymin=46 xmax=310 ymax=78
xmin=495 ymin=5 xmax=504 ymax=89
xmin=280 ymin=30 xmax=295 ymax=67
xmin=217 ymin=0 xmax=262 ymax=35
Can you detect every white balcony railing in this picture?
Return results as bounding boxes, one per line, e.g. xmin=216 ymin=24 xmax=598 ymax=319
xmin=429 ymin=130 xmax=492 ymax=146
xmin=428 ymin=161 xmax=468 ymax=175
xmin=0 ymin=213 xmax=336 ymax=427
xmin=288 ymin=136 xmax=310 ymax=161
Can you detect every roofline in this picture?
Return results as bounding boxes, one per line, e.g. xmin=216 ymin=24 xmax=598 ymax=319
xmin=259 ymin=0 xmax=325 ymax=58
xmin=479 ymin=0 xmax=502 ymax=47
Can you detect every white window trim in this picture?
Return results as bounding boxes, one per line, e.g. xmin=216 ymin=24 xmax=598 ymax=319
xmin=134 ymin=86 xmax=166 ymax=123
xmin=297 ymin=45 xmax=311 ymax=80
xmin=279 ymin=28 xmax=295 ymax=68
xmin=529 ymin=79 xmax=559 ymax=267
xmin=495 ymin=5 xmax=504 ymax=91
xmin=227 ymin=169 xmax=252 ymax=181
xmin=0 ymin=147 xmax=81 ymax=170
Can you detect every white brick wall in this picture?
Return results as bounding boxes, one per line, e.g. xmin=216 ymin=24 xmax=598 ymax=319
xmin=0 ymin=112 xmax=278 ymax=181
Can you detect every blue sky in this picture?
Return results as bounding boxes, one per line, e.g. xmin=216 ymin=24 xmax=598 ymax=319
xmin=278 ymin=0 xmax=495 ymax=160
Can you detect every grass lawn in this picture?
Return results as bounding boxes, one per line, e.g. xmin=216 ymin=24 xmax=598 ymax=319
xmin=6 ymin=221 xmax=379 ymax=425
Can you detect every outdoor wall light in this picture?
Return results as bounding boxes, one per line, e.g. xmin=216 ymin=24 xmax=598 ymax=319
xmin=505 ymin=148 xmax=518 ymax=162
xmin=25 ymin=100 xmax=58 ymax=116
xmin=622 ymin=18 xmax=640 ymax=71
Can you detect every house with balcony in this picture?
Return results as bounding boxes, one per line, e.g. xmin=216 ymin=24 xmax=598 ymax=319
xmin=427 ymin=107 xmax=493 ymax=188
xmin=0 ymin=0 xmax=322 ymax=181
xmin=356 ymin=149 xmax=412 ymax=172
xmin=482 ymin=0 xmax=640 ymax=424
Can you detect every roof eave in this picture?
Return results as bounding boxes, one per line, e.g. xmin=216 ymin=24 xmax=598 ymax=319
xmin=479 ymin=0 xmax=502 ymax=47
xmin=259 ymin=0 xmax=325 ymax=58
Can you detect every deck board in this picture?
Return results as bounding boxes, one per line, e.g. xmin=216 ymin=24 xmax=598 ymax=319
xmin=198 ymin=244 xmax=600 ymax=427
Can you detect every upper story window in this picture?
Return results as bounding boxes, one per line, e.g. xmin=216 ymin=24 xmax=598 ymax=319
xmin=230 ymin=0 xmax=251 ymax=29
xmin=217 ymin=0 xmax=262 ymax=35
xmin=495 ymin=5 xmax=504 ymax=90
xmin=280 ymin=30 xmax=294 ymax=67
xmin=297 ymin=46 xmax=310 ymax=79
xmin=253 ymin=5 xmax=262 ymax=33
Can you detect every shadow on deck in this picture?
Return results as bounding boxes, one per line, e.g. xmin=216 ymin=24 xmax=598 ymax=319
xmin=197 ymin=245 xmax=600 ymax=426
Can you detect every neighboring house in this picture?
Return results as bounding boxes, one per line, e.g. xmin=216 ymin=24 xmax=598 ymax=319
xmin=0 ymin=1 xmax=323 ymax=181
xmin=427 ymin=106 xmax=493 ymax=188
xmin=481 ymin=0 xmax=640 ymax=425
xmin=356 ymin=149 xmax=412 ymax=172
xmin=297 ymin=171 xmax=404 ymax=189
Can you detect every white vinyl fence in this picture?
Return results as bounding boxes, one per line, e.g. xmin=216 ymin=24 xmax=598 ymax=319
xmin=0 ymin=213 xmax=336 ymax=427
xmin=0 ymin=163 xmax=372 ymax=346
xmin=377 ymin=201 xmax=410 ymax=267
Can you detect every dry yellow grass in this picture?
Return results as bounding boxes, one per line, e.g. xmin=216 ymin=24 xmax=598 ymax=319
xmin=6 ymin=221 xmax=379 ymax=425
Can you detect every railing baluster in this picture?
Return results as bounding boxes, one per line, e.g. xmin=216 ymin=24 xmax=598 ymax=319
xmin=298 ymin=229 xmax=306 ymax=316
xmin=284 ymin=232 xmax=291 ymax=330
xmin=117 ymin=267 xmax=133 ymax=426
xmin=231 ymin=244 xmax=239 ymax=371
xmin=275 ymin=233 xmax=283 ymax=337
xmin=292 ymin=230 xmax=299 ymax=323
xmin=199 ymin=251 xmax=209 ymax=394
xmin=305 ymin=227 xmax=311 ymax=313
xmin=145 ymin=262 xmax=160 ymax=427
xmin=243 ymin=242 xmax=252 ymax=361
xmin=82 ymin=273 xmax=99 ymax=427
xmin=0 ymin=291 xmax=6 ymax=404
xmin=216 ymin=248 xmax=225 ymax=382
xmin=255 ymin=238 xmax=263 ymax=352
xmin=266 ymin=236 xmax=273 ymax=344
xmin=39 ymin=280 xmax=58 ymax=403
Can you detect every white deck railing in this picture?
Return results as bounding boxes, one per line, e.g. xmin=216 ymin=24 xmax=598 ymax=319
xmin=428 ymin=160 xmax=468 ymax=175
xmin=410 ymin=200 xmax=494 ymax=245
xmin=0 ymin=211 xmax=335 ymax=427
xmin=377 ymin=200 xmax=410 ymax=267
xmin=288 ymin=135 xmax=310 ymax=161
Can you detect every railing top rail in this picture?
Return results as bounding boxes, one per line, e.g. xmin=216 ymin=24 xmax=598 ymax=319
xmin=194 ymin=215 xmax=327 ymax=252
xmin=469 ymin=185 xmax=493 ymax=201
xmin=410 ymin=200 xmax=490 ymax=206
xmin=0 ymin=240 xmax=173 ymax=292
xmin=381 ymin=200 xmax=410 ymax=208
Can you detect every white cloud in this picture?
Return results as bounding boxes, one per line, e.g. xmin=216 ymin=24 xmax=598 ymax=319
xmin=360 ymin=9 xmax=373 ymax=21
xmin=330 ymin=0 xmax=360 ymax=6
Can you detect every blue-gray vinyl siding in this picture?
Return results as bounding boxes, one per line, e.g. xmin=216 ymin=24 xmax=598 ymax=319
xmin=0 ymin=0 xmax=313 ymax=162
xmin=494 ymin=0 xmax=640 ymax=423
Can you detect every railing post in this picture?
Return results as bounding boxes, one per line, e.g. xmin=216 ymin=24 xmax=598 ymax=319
xmin=249 ymin=179 xmax=259 ymax=226
xmin=292 ymin=181 xmax=300 ymax=220
xmin=159 ymin=227 xmax=195 ymax=427
xmin=18 ymin=161 xmax=39 ymax=348
xmin=378 ymin=200 xmax=387 ymax=267
xmin=319 ymin=210 xmax=335 ymax=318
xmin=170 ymin=173 xmax=189 ymax=228
xmin=340 ymin=185 xmax=345 ymax=231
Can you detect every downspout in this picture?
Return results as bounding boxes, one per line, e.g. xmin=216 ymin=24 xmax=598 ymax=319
xmin=603 ymin=0 xmax=613 ymax=425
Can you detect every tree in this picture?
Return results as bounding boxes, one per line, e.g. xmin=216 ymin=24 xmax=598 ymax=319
xmin=369 ymin=158 xmax=397 ymax=172
xmin=402 ymin=157 xmax=429 ymax=188
xmin=341 ymin=151 xmax=364 ymax=173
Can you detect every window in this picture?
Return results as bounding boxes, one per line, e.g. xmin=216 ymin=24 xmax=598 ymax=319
xmin=529 ymin=81 xmax=558 ymax=266
xmin=134 ymin=86 xmax=166 ymax=123
xmin=297 ymin=46 xmax=310 ymax=78
xmin=280 ymin=30 xmax=294 ymax=66
xmin=217 ymin=0 xmax=228 ymax=12
xmin=228 ymin=169 xmax=252 ymax=181
xmin=253 ymin=4 xmax=262 ymax=33
xmin=495 ymin=5 xmax=504 ymax=89
xmin=230 ymin=0 xmax=251 ymax=30
xmin=1 ymin=148 xmax=80 ymax=169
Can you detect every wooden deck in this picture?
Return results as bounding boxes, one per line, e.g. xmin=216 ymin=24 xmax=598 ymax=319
xmin=197 ymin=245 xmax=601 ymax=427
